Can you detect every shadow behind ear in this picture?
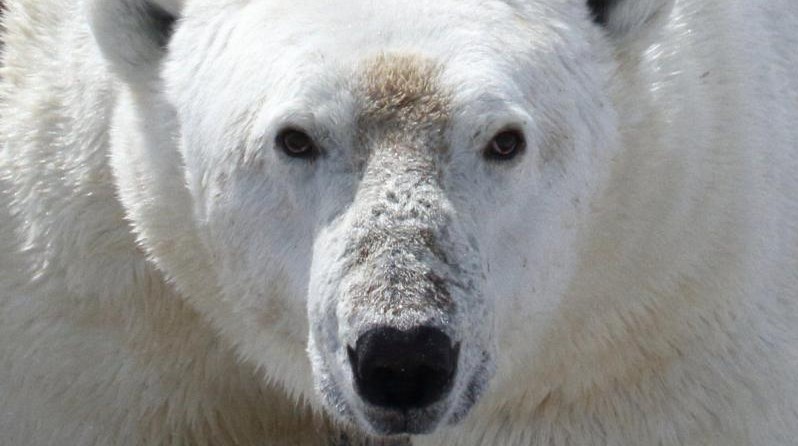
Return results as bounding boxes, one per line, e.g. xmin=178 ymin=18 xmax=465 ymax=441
xmin=146 ymin=2 xmax=178 ymax=48
xmin=88 ymin=0 xmax=178 ymax=82
xmin=587 ymin=0 xmax=615 ymax=26
xmin=587 ymin=0 xmax=674 ymax=39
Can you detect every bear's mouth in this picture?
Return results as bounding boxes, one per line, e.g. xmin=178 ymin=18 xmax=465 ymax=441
xmin=359 ymin=403 xmax=449 ymax=436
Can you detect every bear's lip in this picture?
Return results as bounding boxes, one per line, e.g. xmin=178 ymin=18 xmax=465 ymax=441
xmin=358 ymin=403 xmax=448 ymax=436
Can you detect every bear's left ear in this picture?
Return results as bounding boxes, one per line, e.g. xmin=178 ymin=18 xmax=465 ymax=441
xmin=87 ymin=0 xmax=183 ymax=83
xmin=587 ymin=0 xmax=674 ymax=40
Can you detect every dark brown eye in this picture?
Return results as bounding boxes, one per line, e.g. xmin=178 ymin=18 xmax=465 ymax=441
xmin=485 ymin=130 xmax=525 ymax=161
xmin=277 ymin=129 xmax=318 ymax=159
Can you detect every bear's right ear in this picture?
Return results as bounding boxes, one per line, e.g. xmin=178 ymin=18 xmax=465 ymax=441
xmin=88 ymin=0 xmax=182 ymax=82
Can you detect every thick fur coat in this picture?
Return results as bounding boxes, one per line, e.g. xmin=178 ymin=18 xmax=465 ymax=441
xmin=1 ymin=0 xmax=797 ymax=445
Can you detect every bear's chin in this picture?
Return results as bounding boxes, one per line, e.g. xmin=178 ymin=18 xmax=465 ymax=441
xmin=359 ymin=405 xmax=448 ymax=436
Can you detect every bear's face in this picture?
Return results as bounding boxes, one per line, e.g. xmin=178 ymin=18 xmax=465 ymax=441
xmin=150 ymin=0 xmax=617 ymax=437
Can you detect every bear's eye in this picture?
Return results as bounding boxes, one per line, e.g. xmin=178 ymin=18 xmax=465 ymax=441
xmin=484 ymin=130 xmax=525 ymax=161
xmin=276 ymin=129 xmax=319 ymax=160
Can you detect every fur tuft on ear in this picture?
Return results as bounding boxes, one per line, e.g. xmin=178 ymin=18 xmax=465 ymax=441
xmin=87 ymin=0 xmax=182 ymax=82
xmin=587 ymin=0 xmax=674 ymax=39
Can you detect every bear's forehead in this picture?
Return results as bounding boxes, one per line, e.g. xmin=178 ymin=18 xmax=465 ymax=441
xmin=170 ymin=0 xmax=581 ymax=152
xmin=356 ymin=54 xmax=450 ymax=150
xmin=202 ymin=0 xmax=565 ymax=71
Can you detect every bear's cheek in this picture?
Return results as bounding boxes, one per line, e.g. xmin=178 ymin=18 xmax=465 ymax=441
xmin=196 ymin=172 xmax=316 ymax=319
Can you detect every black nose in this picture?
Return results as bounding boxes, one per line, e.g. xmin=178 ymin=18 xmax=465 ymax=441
xmin=348 ymin=326 xmax=459 ymax=410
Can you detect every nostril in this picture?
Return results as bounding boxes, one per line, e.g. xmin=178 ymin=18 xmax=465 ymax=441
xmin=348 ymin=326 xmax=459 ymax=410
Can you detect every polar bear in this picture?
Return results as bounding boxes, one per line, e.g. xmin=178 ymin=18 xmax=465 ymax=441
xmin=1 ymin=0 xmax=797 ymax=444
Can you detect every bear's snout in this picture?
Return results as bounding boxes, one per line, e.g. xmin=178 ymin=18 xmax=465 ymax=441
xmin=308 ymin=141 xmax=493 ymax=434
xmin=348 ymin=325 xmax=459 ymax=411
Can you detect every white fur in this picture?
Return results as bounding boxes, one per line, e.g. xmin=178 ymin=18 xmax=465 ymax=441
xmin=1 ymin=0 xmax=797 ymax=444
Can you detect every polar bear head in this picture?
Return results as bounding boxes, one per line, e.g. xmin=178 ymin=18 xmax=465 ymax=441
xmin=89 ymin=0 xmax=673 ymax=437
